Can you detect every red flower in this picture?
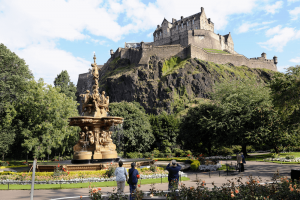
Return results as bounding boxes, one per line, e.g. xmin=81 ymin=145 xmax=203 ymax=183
xmin=58 ymin=164 xmax=60 ymax=167
xmin=111 ymin=162 xmax=112 ymax=164
xmin=67 ymin=172 xmax=70 ymax=175
xmin=137 ymin=174 xmax=140 ymax=178
xmin=98 ymin=188 xmax=101 ymax=191
xmin=138 ymin=184 xmax=141 ymax=187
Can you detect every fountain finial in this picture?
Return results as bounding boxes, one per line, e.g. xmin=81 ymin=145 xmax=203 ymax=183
xmin=93 ymin=53 xmax=96 ymax=64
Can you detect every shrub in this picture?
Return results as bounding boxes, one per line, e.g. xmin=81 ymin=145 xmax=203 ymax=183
xmin=105 ymin=163 xmax=116 ymax=178
xmin=184 ymin=150 xmax=192 ymax=157
xmin=173 ymin=148 xmax=185 ymax=157
xmin=232 ymin=145 xmax=242 ymax=154
xmin=246 ymin=146 xmax=255 ymax=152
xmin=163 ymin=147 xmax=172 ymax=154
xmin=190 ymin=160 xmax=200 ymax=170
xmin=150 ymin=164 xmax=157 ymax=172
xmin=152 ymin=148 xmax=160 ymax=158
xmin=286 ymin=155 xmax=295 ymax=159
xmin=143 ymin=152 xmax=151 ymax=158
xmin=217 ymin=147 xmax=233 ymax=156
xmin=158 ymin=153 xmax=165 ymax=158
xmin=127 ymin=152 xmax=140 ymax=158
xmin=0 ymin=161 xmax=9 ymax=166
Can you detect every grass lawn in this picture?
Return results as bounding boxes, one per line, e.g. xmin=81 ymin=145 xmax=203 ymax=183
xmin=0 ymin=177 xmax=190 ymax=190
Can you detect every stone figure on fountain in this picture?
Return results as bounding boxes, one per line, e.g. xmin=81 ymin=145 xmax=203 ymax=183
xmin=69 ymin=53 xmax=123 ymax=163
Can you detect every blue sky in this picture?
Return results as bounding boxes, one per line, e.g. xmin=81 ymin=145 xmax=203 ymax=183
xmin=0 ymin=0 xmax=300 ymax=85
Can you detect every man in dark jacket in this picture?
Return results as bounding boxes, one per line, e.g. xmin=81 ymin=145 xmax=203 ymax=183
xmin=166 ymin=160 xmax=181 ymax=190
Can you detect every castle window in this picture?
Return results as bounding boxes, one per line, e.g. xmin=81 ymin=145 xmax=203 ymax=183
xmin=181 ymin=24 xmax=183 ymax=28
xmin=160 ymin=32 xmax=161 ymax=36
xmin=196 ymin=26 xmax=198 ymax=29
xmin=187 ymin=21 xmax=189 ymax=26
xmin=176 ymin=25 xmax=178 ymax=30
xmin=193 ymin=19 xmax=194 ymax=24
xmin=156 ymin=33 xmax=157 ymax=37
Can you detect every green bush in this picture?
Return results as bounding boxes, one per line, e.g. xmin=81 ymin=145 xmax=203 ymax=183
xmin=150 ymin=164 xmax=157 ymax=172
xmin=217 ymin=147 xmax=233 ymax=156
xmin=164 ymin=147 xmax=172 ymax=154
xmin=126 ymin=152 xmax=143 ymax=158
xmin=173 ymin=148 xmax=185 ymax=157
xmin=247 ymin=146 xmax=255 ymax=153
xmin=190 ymin=160 xmax=200 ymax=170
xmin=184 ymin=150 xmax=192 ymax=157
xmin=144 ymin=152 xmax=151 ymax=158
xmin=158 ymin=153 xmax=165 ymax=158
xmin=0 ymin=161 xmax=9 ymax=166
xmin=152 ymin=148 xmax=160 ymax=158
xmin=105 ymin=164 xmax=116 ymax=178
xmin=286 ymin=155 xmax=295 ymax=159
xmin=232 ymin=145 xmax=242 ymax=154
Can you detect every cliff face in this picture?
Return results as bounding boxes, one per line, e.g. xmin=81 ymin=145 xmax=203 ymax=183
xmin=77 ymin=56 xmax=274 ymax=114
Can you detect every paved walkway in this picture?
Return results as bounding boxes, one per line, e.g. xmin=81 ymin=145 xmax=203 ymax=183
xmin=0 ymin=161 xmax=299 ymax=200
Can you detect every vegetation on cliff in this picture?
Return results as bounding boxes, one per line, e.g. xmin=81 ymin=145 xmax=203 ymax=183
xmin=96 ymin=55 xmax=276 ymax=115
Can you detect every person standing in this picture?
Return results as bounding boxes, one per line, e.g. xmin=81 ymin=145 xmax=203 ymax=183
xmin=166 ymin=160 xmax=181 ymax=190
xmin=114 ymin=160 xmax=128 ymax=194
xmin=128 ymin=162 xmax=139 ymax=200
xmin=241 ymin=152 xmax=246 ymax=172
xmin=237 ymin=153 xmax=243 ymax=172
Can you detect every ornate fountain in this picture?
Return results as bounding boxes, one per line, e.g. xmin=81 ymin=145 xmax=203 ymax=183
xmin=69 ymin=54 xmax=123 ymax=164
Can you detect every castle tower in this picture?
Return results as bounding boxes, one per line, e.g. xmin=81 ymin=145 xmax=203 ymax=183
xmin=273 ymin=56 xmax=278 ymax=65
xmin=261 ymin=52 xmax=266 ymax=59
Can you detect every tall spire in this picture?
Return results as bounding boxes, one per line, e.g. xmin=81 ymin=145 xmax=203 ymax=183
xmin=93 ymin=53 xmax=96 ymax=64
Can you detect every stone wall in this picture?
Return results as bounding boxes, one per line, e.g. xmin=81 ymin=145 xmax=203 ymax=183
xmin=189 ymin=44 xmax=277 ymax=71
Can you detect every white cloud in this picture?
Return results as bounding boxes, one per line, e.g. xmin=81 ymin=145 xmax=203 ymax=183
xmin=147 ymin=32 xmax=153 ymax=38
xmin=264 ymin=1 xmax=283 ymax=14
xmin=237 ymin=21 xmax=275 ymax=33
xmin=259 ymin=25 xmax=300 ymax=52
xmin=276 ymin=65 xmax=290 ymax=73
xmin=288 ymin=0 xmax=300 ymax=3
xmin=289 ymin=7 xmax=300 ymax=20
xmin=14 ymin=42 xmax=90 ymax=85
xmin=0 ymin=0 xmax=261 ymax=84
xmin=290 ymin=57 xmax=300 ymax=63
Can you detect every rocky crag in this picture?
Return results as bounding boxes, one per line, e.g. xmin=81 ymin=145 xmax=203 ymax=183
xmin=77 ymin=56 xmax=275 ymax=115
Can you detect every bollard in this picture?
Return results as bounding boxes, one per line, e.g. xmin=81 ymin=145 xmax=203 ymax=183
xmin=8 ymin=182 xmax=9 ymax=190
xmin=60 ymin=181 xmax=62 ymax=189
xmin=161 ymin=175 xmax=162 ymax=184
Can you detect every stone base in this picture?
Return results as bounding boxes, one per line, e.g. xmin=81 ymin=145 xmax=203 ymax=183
xmin=101 ymin=150 xmax=118 ymax=159
xmin=73 ymin=151 xmax=92 ymax=160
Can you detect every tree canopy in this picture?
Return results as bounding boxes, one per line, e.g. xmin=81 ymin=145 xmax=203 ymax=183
xmin=54 ymin=70 xmax=77 ymax=101
xmin=109 ymin=101 xmax=154 ymax=155
xmin=149 ymin=112 xmax=179 ymax=153
xmin=0 ymin=43 xmax=33 ymax=159
xmin=12 ymin=79 xmax=79 ymax=159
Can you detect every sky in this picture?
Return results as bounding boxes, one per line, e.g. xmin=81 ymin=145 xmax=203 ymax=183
xmin=0 ymin=0 xmax=300 ymax=85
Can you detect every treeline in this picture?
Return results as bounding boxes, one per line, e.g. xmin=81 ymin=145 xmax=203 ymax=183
xmin=0 ymin=44 xmax=78 ymax=161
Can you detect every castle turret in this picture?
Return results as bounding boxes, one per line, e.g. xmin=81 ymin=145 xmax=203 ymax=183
xmin=201 ymin=7 xmax=204 ymax=12
xmin=110 ymin=49 xmax=114 ymax=57
xmin=172 ymin=18 xmax=176 ymax=24
xmin=273 ymin=56 xmax=278 ymax=65
xmin=261 ymin=52 xmax=266 ymax=59
xmin=181 ymin=16 xmax=183 ymax=20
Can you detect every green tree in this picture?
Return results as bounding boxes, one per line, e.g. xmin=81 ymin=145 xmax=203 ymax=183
xmin=13 ymin=79 xmax=79 ymax=160
xmin=211 ymin=78 xmax=272 ymax=155
xmin=268 ymin=66 xmax=300 ymax=125
xmin=149 ymin=112 xmax=179 ymax=153
xmin=0 ymin=43 xmax=33 ymax=160
xmin=109 ymin=101 xmax=154 ymax=156
xmin=54 ymin=70 xmax=77 ymax=101
xmin=179 ymin=103 xmax=224 ymax=156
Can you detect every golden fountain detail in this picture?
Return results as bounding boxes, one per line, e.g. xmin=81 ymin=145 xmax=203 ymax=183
xmin=69 ymin=54 xmax=123 ymax=163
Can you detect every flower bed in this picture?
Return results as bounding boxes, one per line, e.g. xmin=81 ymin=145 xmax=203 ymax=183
xmin=198 ymin=163 xmax=222 ymax=171
xmin=204 ymin=155 xmax=232 ymax=160
xmin=0 ymin=168 xmax=187 ymax=185
xmin=264 ymin=157 xmax=300 ymax=162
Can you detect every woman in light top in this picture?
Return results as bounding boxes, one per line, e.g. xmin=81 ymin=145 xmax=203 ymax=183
xmin=114 ymin=160 xmax=128 ymax=194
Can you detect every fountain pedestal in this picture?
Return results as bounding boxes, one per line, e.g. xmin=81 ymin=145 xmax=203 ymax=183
xmin=69 ymin=116 xmax=123 ymax=163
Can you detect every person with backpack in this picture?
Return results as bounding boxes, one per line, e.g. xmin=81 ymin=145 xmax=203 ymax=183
xmin=114 ymin=160 xmax=128 ymax=194
xmin=127 ymin=162 xmax=140 ymax=200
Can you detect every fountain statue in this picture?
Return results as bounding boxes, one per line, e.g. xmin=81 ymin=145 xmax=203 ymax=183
xmin=69 ymin=53 xmax=123 ymax=164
